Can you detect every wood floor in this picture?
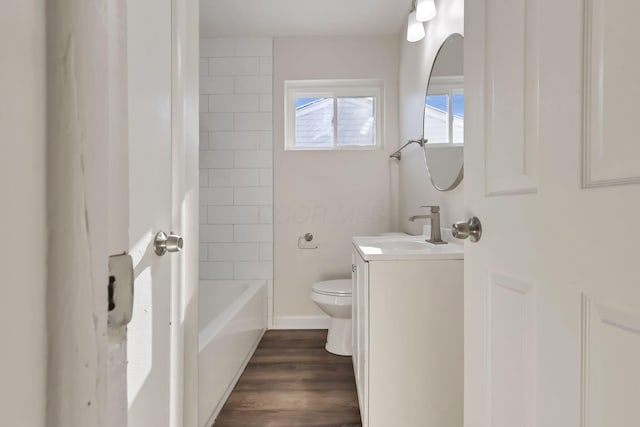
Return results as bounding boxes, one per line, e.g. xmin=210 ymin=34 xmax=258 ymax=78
xmin=212 ymin=330 xmax=362 ymax=427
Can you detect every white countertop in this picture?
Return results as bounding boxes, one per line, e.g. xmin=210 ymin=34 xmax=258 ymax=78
xmin=352 ymin=235 xmax=464 ymax=261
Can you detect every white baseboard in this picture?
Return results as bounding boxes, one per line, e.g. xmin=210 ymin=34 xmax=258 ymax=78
xmin=271 ymin=315 xmax=330 ymax=330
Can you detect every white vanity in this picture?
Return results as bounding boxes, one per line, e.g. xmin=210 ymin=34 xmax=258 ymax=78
xmin=351 ymin=235 xmax=463 ymax=427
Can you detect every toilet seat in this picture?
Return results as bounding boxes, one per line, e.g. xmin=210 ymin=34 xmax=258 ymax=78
xmin=312 ymin=279 xmax=352 ymax=297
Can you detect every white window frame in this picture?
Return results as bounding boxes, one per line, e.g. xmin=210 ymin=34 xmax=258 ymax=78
xmin=284 ymin=79 xmax=385 ymax=151
xmin=424 ymin=75 xmax=464 ymax=146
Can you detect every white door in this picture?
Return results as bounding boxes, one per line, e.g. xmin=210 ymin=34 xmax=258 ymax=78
xmin=127 ymin=0 xmax=176 ymax=425
xmin=464 ymin=0 xmax=640 ymax=426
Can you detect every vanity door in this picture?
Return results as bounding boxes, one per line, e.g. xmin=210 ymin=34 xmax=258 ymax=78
xmin=464 ymin=0 xmax=640 ymax=426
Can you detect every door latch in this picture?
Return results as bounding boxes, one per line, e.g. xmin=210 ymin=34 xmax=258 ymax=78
xmin=108 ymin=253 xmax=134 ymax=328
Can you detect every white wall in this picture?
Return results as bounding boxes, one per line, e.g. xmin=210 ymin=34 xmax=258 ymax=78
xmin=199 ymin=37 xmax=274 ymax=322
xmin=398 ymin=0 xmax=465 ymax=233
xmin=1 ymin=2 xmax=47 ymax=426
xmin=273 ymin=36 xmax=400 ymax=323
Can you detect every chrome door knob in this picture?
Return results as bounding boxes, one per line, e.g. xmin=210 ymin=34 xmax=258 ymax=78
xmin=452 ymin=216 xmax=482 ymax=242
xmin=154 ymin=231 xmax=184 ymax=256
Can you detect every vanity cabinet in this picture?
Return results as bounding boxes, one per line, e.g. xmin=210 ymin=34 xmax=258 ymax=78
xmin=351 ymin=243 xmax=463 ymax=427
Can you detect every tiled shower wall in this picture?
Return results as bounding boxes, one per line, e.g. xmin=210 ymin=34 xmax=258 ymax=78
xmin=199 ymin=37 xmax=273 ymax=323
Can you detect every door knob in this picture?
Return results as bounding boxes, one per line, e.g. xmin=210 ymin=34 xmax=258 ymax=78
xmin=154 ymin=231 xmax=184 ymax=256
xmin=452 ymin=216 xmax=482 ymax=242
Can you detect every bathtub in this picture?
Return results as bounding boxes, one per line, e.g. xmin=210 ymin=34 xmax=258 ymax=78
xmin=198 ymin=280 xmax=267 ymax=427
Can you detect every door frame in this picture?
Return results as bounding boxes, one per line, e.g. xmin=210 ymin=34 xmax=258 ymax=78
xmin=168 ymin=0 xmax=200 ymax=426
xmin=42 ymin=0 xmax=199 ymax=425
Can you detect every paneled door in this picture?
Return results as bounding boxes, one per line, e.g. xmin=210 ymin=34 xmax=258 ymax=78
xmin=126 ymin=0 xmax=181 ymax=426
xmin=464 ymin=0 xmax=640 ymax=426
xmin=124 ymin=0 xmax=199 ymax=425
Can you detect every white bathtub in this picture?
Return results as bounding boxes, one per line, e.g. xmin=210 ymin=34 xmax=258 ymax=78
xmin=198 ymin=280 xmax=267 ymax=427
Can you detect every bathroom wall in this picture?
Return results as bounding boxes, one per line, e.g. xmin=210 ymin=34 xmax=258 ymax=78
xmin=199 ymin=37 xmax=274 ymax=322
xmin=398 ymin=0 xmax=465 ymax=234
xmin=273 ymin=36 xmax=400 ymax=326
xmin=2 ymin=2 xmax=47 ymax=425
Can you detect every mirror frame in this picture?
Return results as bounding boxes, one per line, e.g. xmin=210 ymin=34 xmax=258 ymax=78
xmin=422 ymin=32 xmax=464 ymax=192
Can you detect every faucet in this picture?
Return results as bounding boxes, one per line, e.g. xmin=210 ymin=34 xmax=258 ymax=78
xmin=408 ymin=205 xmax=448 ymax=245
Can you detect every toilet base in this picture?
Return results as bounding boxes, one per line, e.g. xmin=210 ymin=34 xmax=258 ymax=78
xmin=325 ymin=317 xmax=352 ymax=356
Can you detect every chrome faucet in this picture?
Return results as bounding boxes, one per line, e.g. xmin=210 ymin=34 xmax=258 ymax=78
xmin=408 ymin=205 xmax=448 ymax=245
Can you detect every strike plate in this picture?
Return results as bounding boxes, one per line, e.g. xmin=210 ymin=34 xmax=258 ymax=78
xmin=108 ymin=253 xmax=134 ymax=328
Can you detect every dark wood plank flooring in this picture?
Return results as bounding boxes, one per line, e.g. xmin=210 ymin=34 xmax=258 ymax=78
xmin=213 ymin=330 xmax=362 ymax=427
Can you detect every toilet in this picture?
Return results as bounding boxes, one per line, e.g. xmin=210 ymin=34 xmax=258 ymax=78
xmin=310 ymin=279 xmax=352 ymax=356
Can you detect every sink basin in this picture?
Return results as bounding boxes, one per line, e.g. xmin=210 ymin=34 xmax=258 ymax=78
xmin=353 ymin=235 xmax=464 ymax=261
xmin=372 ymin=239 xmax=434 ymax=251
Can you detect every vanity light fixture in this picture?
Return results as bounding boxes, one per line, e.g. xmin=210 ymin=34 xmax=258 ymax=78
xmin=406 ymin=8 xmax=425 ymax=42
xmin=416 ymin=0 xmax=437 ymax=22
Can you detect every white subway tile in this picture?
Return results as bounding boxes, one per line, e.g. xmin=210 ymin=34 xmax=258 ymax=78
xmin=200 ymin=113 xmax=234 ymax=131
xmin=209 ymin=131 xmax=259 ymax=150
xmin=209 ymin=169 xmax=259 ymax=187
xmin=234 ymin=150 xmax=272 ymax=168
xmin=259 ymin=57 xmax=273 ymax=75
xmin=199 ymin=131 xmax=209 ymax=151
xmin=200 ymin=38 xmax=234 ymax=57
xmin=199 ymin=244 xmax=208 ymax=261
xmin=235 ymin=76 xmax=272 ymax=94
xmin=259 ymin=243 xmax=273 ymax=261
xmin=208 ymin=206 xmax=260 ymax=224
xmin=259 ymin=94 xmax=272 ymax=112
xmin=234 ymin=224 xmax=273 ymax=242
xmin=199 ymin=58 xmax=209 ymax=76
xmin=259 ymin=169 xmax=272 ymax=186
xmin=200 ymin=188 xmax=233 ymax=206
xmin=200 ymin=76 xmax=234 ymax=94
xmin=199 ymin=95 xmax=209 ymax=113
xmin=208 ymin=243 xmax=260 ymax=261
xmin=260 ymin=205 xmax=273 ymax=224
xmin=199 ymin=170 xmax=209 ymax=188
xmin=234 ymin=187 xmax=272 ymax=206
xmin=234 ymin=38 xmax=272 ymax=57
xmin=200 ymin=261 xmax=234 ymax=280
xmin=199 ymin=150 xmax=234 ymax=168
xmin=209 ymin=94 xmax=259 ymax=113
xmin=199 ymin=206 xmax=207 ymax=224
xmin=267 ymin=297 xmax=273 ymax=327
xmin=209 ymin=57 xmax=260 ymax=76
xmin=258 ymin=131 xmax=273 ymax=150
xmin=200 ymin=225 xmax=234 ymax=243
xmin=234 ymin=112 xmax=272 ymax=131
xmin=233 ymin=261 xmax=273 ymax=280
xmin=267 ymin=280 xmax=274 ymax=299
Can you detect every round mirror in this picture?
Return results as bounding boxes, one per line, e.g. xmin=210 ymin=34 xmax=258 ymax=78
xmin=423 ymin=33 xmax=464 ymax=191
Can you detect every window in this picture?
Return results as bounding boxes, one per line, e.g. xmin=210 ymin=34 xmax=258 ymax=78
xmin=424 ymin=76 xmax=464 ymax=144
xmin=284 ymin=79 xmax=384 ymax=151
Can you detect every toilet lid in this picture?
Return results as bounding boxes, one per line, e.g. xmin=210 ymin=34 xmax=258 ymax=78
xmin=312 ymin=279 xmax=352 ymax=296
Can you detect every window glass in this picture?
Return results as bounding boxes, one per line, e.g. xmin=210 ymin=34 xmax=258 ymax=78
xmin=452 ymin=92 xmax=464 ymax=144
xmin=285 ymin=79 xmax=383 ymax=150
xmin=425 ymin=93 xmax=450 ymax=144
xmin=337 ymin=97 xmax=375 ymax=147
xmin=294 ymin=97 xmax=334 ymax=148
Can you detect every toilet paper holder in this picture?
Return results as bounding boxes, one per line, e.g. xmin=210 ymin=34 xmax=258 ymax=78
xmin=298 ymin=233 xmax=318 ymax=249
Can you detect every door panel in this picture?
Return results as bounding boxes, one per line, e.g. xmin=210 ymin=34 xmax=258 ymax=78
xmin=127 ymin=0 xmax=173 ymax=425
xmin=465 ymin=0 xmax=640 ymax=426
xmin=488 ymin=273 xmax=536 ymax=427
xmin=582 ymin=296 xmax=640 ymax=427
xmin=484 ymin=0 xmax=539 ymax=196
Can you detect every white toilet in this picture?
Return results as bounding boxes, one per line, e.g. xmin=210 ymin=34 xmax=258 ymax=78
xmin=310 ymin=279 xmax=352 ymax=356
